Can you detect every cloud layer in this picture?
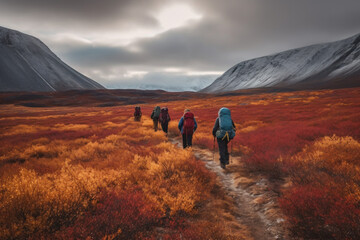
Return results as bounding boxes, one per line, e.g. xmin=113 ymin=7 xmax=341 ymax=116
xmin=1 ymin=0 xmax=360 ymax=91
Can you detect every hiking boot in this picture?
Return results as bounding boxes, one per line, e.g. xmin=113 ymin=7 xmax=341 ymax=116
xmin=220 ymin=163 xmax=226 ymax=169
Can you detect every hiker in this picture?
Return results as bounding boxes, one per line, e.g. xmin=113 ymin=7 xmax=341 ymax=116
xmin=159 ymin=107 xmax=171 ymax=134
xmin=150 ymin=106 xmax=161 ymax=131
xmin=134 ymin=106 xmax=142 ymax=121
xmin=178 ymin=109 xmax=197 ymax=148
xmin=212 ymin=107 xmax=236 ymax=169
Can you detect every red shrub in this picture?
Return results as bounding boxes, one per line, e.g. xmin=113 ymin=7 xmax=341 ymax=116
xmin=279 ymin=185 xmax=360 ymax=240
xmin=54 ymin=189 xmax=161 ymax=239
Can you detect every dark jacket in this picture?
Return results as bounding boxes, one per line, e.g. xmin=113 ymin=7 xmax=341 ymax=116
xmin=134 ymin=110 xmax=142 ymax=117
xmin=212 ymin=118 xmax=236 ymax=137
xmin=151 ymin=109 xmax=160 ymax=120
xmin=159 ymin=112 xmax=171 ymax=123
xmin=178 ymin=116 xmax=198 ymax=134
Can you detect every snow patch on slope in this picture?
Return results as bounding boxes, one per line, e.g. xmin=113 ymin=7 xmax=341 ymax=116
xmin=202 ymin=33 xmax=360 ymax=92
xmin=0 ymin=26 xmax=104 ymax=92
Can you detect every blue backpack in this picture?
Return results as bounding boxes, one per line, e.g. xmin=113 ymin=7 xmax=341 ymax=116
xmin=216 ymin=107 xmax=236 ymax=141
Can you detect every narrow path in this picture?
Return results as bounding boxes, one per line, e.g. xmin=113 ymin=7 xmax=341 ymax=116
xmin=170 ymin=137 xmax=288 ymax=240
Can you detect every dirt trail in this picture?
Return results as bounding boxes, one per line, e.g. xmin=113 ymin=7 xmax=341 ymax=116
xmin=170 ymin=137 xmax=289 ymax=240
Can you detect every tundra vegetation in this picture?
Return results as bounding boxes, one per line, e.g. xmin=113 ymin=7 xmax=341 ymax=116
xmin=1 ymin=87 xmax=360 ymax=239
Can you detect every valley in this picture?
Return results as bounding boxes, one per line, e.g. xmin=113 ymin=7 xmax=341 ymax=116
xmin=1 ymin=87 xmax=360 ymax=239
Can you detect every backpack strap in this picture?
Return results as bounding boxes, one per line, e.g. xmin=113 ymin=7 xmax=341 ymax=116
xmin=222 ymin=131 xmax=230 ymax=141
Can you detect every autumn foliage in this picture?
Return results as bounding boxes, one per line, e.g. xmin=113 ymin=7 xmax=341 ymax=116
xmin=1 ymin=87 xmax=360 ymax=239
xmin=0 ymin=106 xmax=216 ymax=239
xmin=162 ymin=88 xmax=360 ymax=239
xmin=54 ymin=189 xmax=161 ymax=240
xmin=280 ymin=135 xmax=360 ymax=239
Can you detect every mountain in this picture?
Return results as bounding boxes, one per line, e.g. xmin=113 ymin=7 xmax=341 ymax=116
xmin=202 ymin=33 xmax=360 ymax=93
xmin=117 ymin=76 xmax=215 ymax=92
xmin=0 ymin=26 xmax=104 ymax=92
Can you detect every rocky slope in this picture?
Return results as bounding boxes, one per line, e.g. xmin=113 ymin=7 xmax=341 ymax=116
xmin=0 ymin=26 xmax=104 ymax=92
xmin=202 ymin=33 xmax=360 ymax=92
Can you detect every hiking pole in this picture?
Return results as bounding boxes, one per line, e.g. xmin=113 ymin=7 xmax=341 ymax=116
xmin=213 ymin=137 xmax=215 ymax=161
xmin=230 ymin=141 xmax=233 ymax=164
xmin=184 ymin=131 xmax=187 ymax=148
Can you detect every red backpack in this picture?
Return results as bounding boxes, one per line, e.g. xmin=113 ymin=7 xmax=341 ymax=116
xmin=183 ymin=112 xmax=195 ymax=134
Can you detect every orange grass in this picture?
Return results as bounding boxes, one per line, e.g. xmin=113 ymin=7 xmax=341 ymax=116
xmin=1 ymin=87 xmax=360 ymax=239
xmin=0 ymin=106 xmax=217 ymax=239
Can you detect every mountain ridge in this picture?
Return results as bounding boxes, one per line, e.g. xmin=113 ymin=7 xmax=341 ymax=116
xmin=202 ymin=33 xmax=360 ymax=93
xmin=0 ymin=26 xmax=104 ymax=92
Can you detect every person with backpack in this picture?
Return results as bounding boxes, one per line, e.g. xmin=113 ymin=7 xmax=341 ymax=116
xmin=159 ymin=107 xmax=171 ymax=134
xmin=150 ymin=106 xmax=161 ymax=131
xmin=212 ymin=107 xmax=236 ymax=169
xmin=134 ymin=106 xmax=142 ymax=121
xmin=178 ymin=109 xmax=197 ymax=148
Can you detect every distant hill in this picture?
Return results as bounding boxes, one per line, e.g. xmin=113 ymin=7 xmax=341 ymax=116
xmin=0 ymin=89 xmax=212 ymax=107
xmin=202 ymin=33 xmax=360 ymax=93
xmin=0 ymin=26 xmax=104 ymax=92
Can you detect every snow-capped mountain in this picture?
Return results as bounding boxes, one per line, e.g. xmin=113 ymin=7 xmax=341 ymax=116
xmin=202 ymin=33 xmax=360 ymax=93
xmin=111 ymin=75 xmax=215 ymax=92
xmin=0 ymin=26 xmax=104 ymax=92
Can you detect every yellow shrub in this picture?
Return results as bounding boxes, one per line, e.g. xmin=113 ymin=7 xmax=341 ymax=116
xmin=250 ymin=100 xmax=269 ymax=105
xmin=0 ymin=162 xmax=125 ymax=239
xmin=291 ymin=135 xmax=360 ymax=201
xmin=54 ymin=123 xmax=90 ymax=131
xmin=142 ymin=119 xmax=154 ymax=128
xmin=70 ymin=141 xmax=117 ymax=162
xmin=128 ymin=143 xmax=214 ymax=215
xmin=3 ymin=124 xmax=49 ymax=136
xmin=103 ymin=121 xmax=126 ymax=129
xmin=167 ymin=121 xmax=180 ymax=137
xmin=239 ymin=120 xmax=265 ymax=133
xmin=0 ymin=109 xmax=215 ymax=238
xmin=193 ymin=132 xmax=213 ymax=149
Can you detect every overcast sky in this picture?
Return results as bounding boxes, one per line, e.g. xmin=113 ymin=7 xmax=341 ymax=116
xmin=1 ymin=0 xmax=360 ymax=91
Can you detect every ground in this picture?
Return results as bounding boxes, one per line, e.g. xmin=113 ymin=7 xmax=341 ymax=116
xmin=1 ymin=87 xmax=360 ymax=239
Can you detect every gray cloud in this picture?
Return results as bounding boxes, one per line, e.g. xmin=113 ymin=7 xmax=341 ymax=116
xmin=63 ymin=22 xmax=238 ymax=71
xmin=1 ymin=0 xmax=360 ymax=90
xmin=0 ymin=0 xmax=163 ymax=29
